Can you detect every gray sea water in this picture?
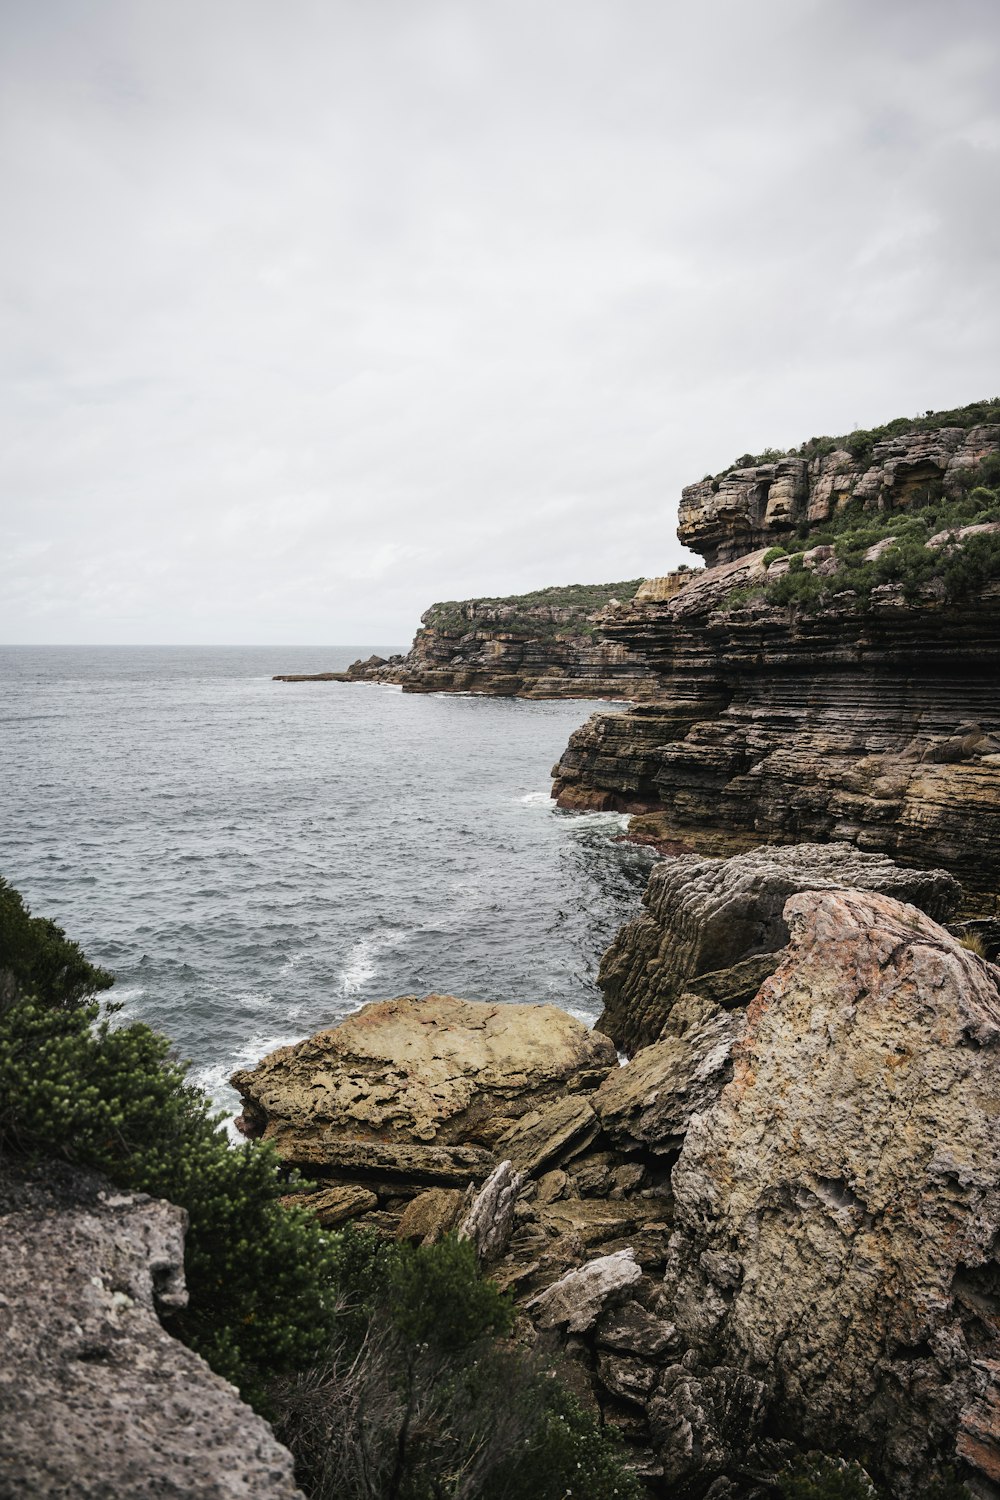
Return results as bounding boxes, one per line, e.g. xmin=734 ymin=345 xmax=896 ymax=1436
xmin=1 ymin=646 xmax=654 ymax=1118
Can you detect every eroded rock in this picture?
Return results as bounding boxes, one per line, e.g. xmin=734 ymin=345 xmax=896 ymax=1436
xmin=597 ymin=842 xmax=960 ymax=1052
xmin=658 ymin=887 xmax=1000 ymax=1496
xmin=527 ymin=1249 xmax=643 ymax=1333
xmin=0 ymin=1161 xmax=301 ymax=1500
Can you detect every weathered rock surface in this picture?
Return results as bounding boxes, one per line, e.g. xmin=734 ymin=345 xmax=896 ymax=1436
xmin=232 ymin=993 xmax=616 ymax=1198
xmin=655 ymin=887 xmax=1000 ymax=1498
xmin=678 ymin=423 xmax=1000 ymax=566
xmin=596 ymin=841 xmax=960 ymax=1053
xmin=527 ymin=1249 xmax=643 ymax=1332
xmin=0 ymin=1161 xmax=301 ymax=1500
xmin=551 ymin=560 xmax=1000 ymax=907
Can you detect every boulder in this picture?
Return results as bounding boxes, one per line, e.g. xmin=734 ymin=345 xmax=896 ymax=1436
xmin=527 ymin=1249 xmax=643 ymax=1333
xmin=657 ymin=887 xmax=1000 ymax=1496
xmin=281 ymin=1182 xmax=378 ymax=1227
xmin=395 ymin=1187 xmax=465 ymax=1244
xmin=458 ymin=1159 xmax=525 ymax=1264
xmin=0 ymin=1161 xmax=301 ymax=1499
xmin=232 ymin=994 xmax=616 ymax=1174
xmin=594 ymin=994 xmax=743 ymax=1155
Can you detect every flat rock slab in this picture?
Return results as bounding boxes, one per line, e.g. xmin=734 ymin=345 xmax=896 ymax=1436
xmin=232 ymin=993 xmax=616 ymax=1171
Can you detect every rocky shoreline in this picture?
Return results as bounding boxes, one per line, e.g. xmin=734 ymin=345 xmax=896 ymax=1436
xmin=229 ymin=842 xmax=1000 ymax=1497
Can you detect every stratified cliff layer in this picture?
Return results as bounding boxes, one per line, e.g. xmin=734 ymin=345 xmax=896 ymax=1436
xmin=552 ymin=406 xmax=1000 ymax=911
xmin=276 ymin=580 xmax=665 ymax=699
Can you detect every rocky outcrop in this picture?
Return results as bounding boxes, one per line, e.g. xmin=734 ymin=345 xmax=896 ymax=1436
xmin=229 ymin=860 xmax=1000 ymax=1495
xmin=0 ymin=1160 xmax=301 ymax=1500
xmin=680 ymin=423 xmax=1000 ymax=566
xmin=232 ymin=993 xmax=618 ymax=1197
xmin=551 ymin=548 xmax=1000 ymax=909
xmin=656 ymin=887 xmax=1000 ymax=1498
xmin=275 ymin=583 xmax=662 ymax=699
xmin=595 ymin=841 xmax=961 ymax=1054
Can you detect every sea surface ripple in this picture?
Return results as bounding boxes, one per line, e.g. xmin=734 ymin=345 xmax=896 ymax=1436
xmin=1 ymin=645 xmax=656 ymax=1117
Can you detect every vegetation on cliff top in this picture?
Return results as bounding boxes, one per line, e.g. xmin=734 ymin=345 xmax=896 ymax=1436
xmin=0 ymin=877 xmax=639 ymax=1500
xmin=718 ymin=394 xmax=1000 ymax=477
xmin=422 ymin=579 xmax=643 ymax=638
xmin=725 ymin=456 xmax=1000 ymax=613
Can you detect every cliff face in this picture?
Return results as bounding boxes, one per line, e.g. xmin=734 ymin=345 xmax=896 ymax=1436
xmin=552 ymin=412 xmax=1000 ymax=911
xmin=277 ymin=582 xmax=662 ymax=699
xmin=680 ymin=421 xmax=1000 ymax=565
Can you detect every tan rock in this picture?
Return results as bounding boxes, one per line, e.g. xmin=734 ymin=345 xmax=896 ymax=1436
xmin=281 ymin=1182 xmax=378 ymax=1228
xmin=395 ymin=1187 xmax=465 ymax=1244
xmin=232 ymin=993 xmax=616 ymax=1169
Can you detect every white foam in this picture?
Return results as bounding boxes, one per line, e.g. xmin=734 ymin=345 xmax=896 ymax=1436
xmin=338 ymin=928 xmax=408 ymax=995
xmin=519 ymin=790 xmax=555 ymax=806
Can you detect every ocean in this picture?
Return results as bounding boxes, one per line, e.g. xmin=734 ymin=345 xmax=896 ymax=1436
xmin=1 ymin=646 xmax=654 ymax=1118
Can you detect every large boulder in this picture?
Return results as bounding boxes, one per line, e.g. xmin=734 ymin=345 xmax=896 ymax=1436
xmin=0 ymin=1162 xmax=301 ymax=1499
xmin=656 ymin=887 xmax=1000 ymax=1497
xmin=597 ymin=842 xmax=961 ymax=1053
xmin=232 ymin=994 xmax=616 ymax=1183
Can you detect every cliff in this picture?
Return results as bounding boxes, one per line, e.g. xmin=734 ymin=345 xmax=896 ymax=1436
xmin=552 ymin=402 xmax=1000 ymax=912
xmin=275 ymin=580 xmax=664 ymax=699
xmin=679 ymin=399 xmax=1000 ymax=564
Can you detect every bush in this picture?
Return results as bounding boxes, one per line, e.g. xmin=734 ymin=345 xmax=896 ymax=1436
xmin=271 ymin=1227 xmax=640 ymax=1500
xmin=0 ymin=876 xmax=113 ymax=1009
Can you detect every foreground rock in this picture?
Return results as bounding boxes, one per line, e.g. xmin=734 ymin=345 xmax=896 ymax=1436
xmin=597 ymin=841 xmax=960 ymax=1053
xmin=0 ymin=1161 xmax=301 ymax=1500
xmin=657 ymin=887 xmax=1000 ymax=1498
xmin=232 ymin=993 xmax=617 ymax=1197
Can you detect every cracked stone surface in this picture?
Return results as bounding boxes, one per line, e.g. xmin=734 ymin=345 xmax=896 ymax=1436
xmin=231 ymin=993 xmax=616 ymax=1173
xmin=0 ymin=1161 xmax=301 ymax=1500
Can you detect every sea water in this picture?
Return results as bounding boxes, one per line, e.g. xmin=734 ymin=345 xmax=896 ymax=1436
xmin=1 ymin=646 xmax=655 ymax=1117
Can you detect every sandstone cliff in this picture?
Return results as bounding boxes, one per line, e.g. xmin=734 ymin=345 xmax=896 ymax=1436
xmin=679 ymin=404 xmax=1000 ymax=564
xmin=276 ymin=580 xmax=662 ymax=699
xmin=551 ymin=403 xmax=1000 ymax=913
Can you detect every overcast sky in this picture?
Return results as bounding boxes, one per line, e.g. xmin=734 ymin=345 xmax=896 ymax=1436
xmin=2 ymin=0 xmax=998 ymax=644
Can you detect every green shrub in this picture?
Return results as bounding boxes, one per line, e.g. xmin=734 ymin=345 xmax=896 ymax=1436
xmin=0 ymin=876 xmax=113 ymax=1009
xmin=778 ymin=1453 xmax=878 ymax=1498
xmin=271 ymin=1227 xmax=640 ymax=1500
xmin=0 ymin=988 xmax=340 ymax=1408
xmin=762 ymin=547 xmax=788 ymax=565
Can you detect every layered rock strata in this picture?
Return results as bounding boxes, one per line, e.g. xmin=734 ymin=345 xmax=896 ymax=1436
xmin=0 ymin=1161 xmax=301 ymax=1500
xmin=231 ymin=862 xmax=1000 ymax=1495
xmin=551 ymin=551 xmax=1000 ymax=909
xmin=679 ymin=422 xmax=1000 ymax=565
xmin=275 ymin=588 xmax=662 ymax=699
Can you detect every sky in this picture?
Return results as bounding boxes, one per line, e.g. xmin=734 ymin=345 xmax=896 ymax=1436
xmin=2 ymin=0 xmax=999 ymax=645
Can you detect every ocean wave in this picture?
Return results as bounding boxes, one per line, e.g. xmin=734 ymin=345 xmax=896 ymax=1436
xmin=338 ymin=927 xmax=409 ymax=996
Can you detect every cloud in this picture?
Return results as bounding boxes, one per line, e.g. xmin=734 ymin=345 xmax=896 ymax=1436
xmin=1 ymin=0 xmax=998 ymax=642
